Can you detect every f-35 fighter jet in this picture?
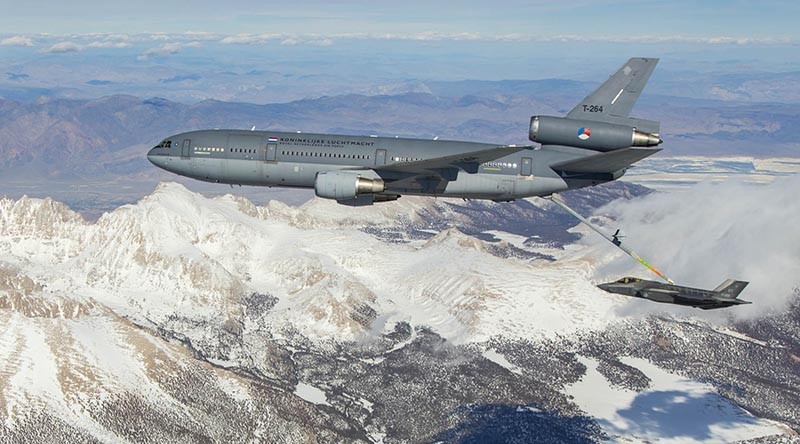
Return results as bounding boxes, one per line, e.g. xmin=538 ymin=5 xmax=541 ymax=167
xmin=598 ymin=277 xmax=751 ymax=309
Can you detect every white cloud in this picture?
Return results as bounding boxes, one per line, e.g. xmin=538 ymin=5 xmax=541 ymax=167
xmin=137 ymin=41 xmax=201 ymax=61
xmin=220 ymin=33 xmax=334 ymax=46
xmin=147 ymin=33 xmax=171 ymax=41
xmin=0 ymin=35 xmax=34 ymax=46
xmin=593 ymin=175 xmax=800 ymax=318
xmin=348 ymin=32 xmax=793 ymax=45
xmin=8 ymin=31 xmax=793 ymax=52
xmin=86 ymin=40 xmax=131 ymax=48
xmin=220 ymin=33 xmax=282 ymax=44
xmin=182 ymin=31 xmax=221 ymax=41
xmin=217 ymin=31 xmax=793 ymax=46
xmin=280 ymin=37 xmax=333 ymax=46
xmin=103 ymin=33 xmax=131 ymax=42
xmin=41 ymin=41 xmax=81 ymax=53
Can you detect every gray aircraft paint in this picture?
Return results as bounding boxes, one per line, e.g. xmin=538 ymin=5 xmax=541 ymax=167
xmin=598 ymin=277 xmax=751 ymax=310
xmin=148 ymin=58 xmax=662 ymax=204
xmin=149 ymin=130 xmax=589 ymax=198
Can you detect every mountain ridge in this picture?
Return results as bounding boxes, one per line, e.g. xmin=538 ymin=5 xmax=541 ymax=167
xmin=0 ymin=182 xmax=797 ymax=442
xmin=0 ymin=91 xmax=797 ymax=183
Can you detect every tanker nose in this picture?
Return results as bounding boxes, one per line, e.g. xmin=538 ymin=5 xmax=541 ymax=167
xmin=147 ymin=147 xmax=167 ymax=168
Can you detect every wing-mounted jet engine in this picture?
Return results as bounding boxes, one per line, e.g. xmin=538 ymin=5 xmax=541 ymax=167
xmin=314 ymin=170 xmax=401 ymax=206
xmin=314 ymin=170 xmax=385 ymax=200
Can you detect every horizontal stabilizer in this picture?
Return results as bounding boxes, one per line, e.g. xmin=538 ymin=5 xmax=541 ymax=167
xmin=550 ymin=147 xmax=660 ymax=174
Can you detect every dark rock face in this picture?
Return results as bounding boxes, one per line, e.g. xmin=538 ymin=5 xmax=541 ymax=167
xmin=595 ymin=359 xmax=652 ymax=392
xmin=431 ymin=405 xmax=602 ymax=444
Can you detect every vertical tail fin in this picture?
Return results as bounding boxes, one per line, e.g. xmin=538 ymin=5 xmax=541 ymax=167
xmin=566 ymin=58 xmax=659 ymax=131
xmin=713 ymin=280 xmax=749 ymax=299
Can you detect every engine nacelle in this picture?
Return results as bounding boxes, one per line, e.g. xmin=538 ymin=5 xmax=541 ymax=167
xmin=337 ymin=193 xmax=400 ymax=206
xmin=314 ymin=171 xmax=385 ymax=200
xmin=529 ymin=115 xmax=661 ymax=151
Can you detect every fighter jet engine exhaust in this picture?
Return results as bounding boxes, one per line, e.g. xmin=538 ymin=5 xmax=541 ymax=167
xmin=314 ymin=170 xmax=386 ymax=200
xmin=529 ymin=115 xmax=662 ymax=151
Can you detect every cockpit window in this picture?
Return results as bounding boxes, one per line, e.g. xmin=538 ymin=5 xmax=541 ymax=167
xmin=155 ymin=140 xmax=172 ymax=148
xmin=616 ymin=277 xmax=642 ymax=284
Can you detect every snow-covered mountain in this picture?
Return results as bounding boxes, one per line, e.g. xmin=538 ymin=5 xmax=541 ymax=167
xmin=0 ymin=183 xmax=797 ymax=443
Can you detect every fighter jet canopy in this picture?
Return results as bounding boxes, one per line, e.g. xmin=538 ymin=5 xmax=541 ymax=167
xmin=616 ymin=277 xmax=643 ymax=284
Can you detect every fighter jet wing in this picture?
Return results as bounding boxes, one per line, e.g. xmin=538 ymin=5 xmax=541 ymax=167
xmin=374 ymin=145 xmax=532 ymax=175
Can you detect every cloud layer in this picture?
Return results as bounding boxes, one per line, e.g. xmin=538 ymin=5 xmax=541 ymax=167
xmin=0 ymin=35 xmax=34 ymax=46
xmin=137 ymin=42 xmax=201 ymax=61
xmin=41 ymin=41 xmax=81 ymax=53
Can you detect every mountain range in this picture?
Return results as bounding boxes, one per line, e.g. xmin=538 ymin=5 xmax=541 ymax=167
xmin=1 ymin=182 xmax=797 ymax=442
xmin=0 ymin=89 xmax=797 ymax=185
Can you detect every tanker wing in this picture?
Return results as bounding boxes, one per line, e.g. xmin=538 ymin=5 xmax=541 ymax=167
xmin=374 ymin=144 xmax=531 ymax=175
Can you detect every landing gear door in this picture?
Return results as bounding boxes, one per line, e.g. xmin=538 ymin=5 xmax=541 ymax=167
xmin=375 ymin=149 xmax=387 ymax=166
xmin=521 ymin=157 xmax=532 ymax=176
xmin=265 ymin=142 xmax=277 ymax=162
xmin=181 ymin=139 xmax=191 ymax=158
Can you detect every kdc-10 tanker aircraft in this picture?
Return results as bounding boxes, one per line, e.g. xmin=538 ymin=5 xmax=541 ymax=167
xmin=147 ymin=58 xmax=754 ymax=307
xmin=148 ymin=57 xmax=663 ymax=206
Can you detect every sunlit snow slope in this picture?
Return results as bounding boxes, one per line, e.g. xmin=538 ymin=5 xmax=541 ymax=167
xmin=0 ymin=182 xmax=796 ymax=443
xmin=0 ymin=183 xmax=624 ymax=343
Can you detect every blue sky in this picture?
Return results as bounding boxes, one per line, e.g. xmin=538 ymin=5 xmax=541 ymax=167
xmin=2 ymin=0 xmax=798 ymax=41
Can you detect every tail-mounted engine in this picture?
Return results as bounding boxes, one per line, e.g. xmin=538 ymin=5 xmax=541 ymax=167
xmin=529 ymin=115 xmax=661 ymax=152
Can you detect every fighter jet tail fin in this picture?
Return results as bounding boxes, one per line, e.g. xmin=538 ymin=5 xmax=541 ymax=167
xmin=713 ymin=279 xmax=749 ymax=299
xmin=567 ymin=57 xmax=659 ymax=123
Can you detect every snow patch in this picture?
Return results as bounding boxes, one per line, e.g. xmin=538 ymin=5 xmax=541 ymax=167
xmin=294 ymin=382 xmax=330 ymax=406
xmin=566 ymin=356 xmax=786 ymax=443
xmin=482 ymin=349 xmax=522 ymax=375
